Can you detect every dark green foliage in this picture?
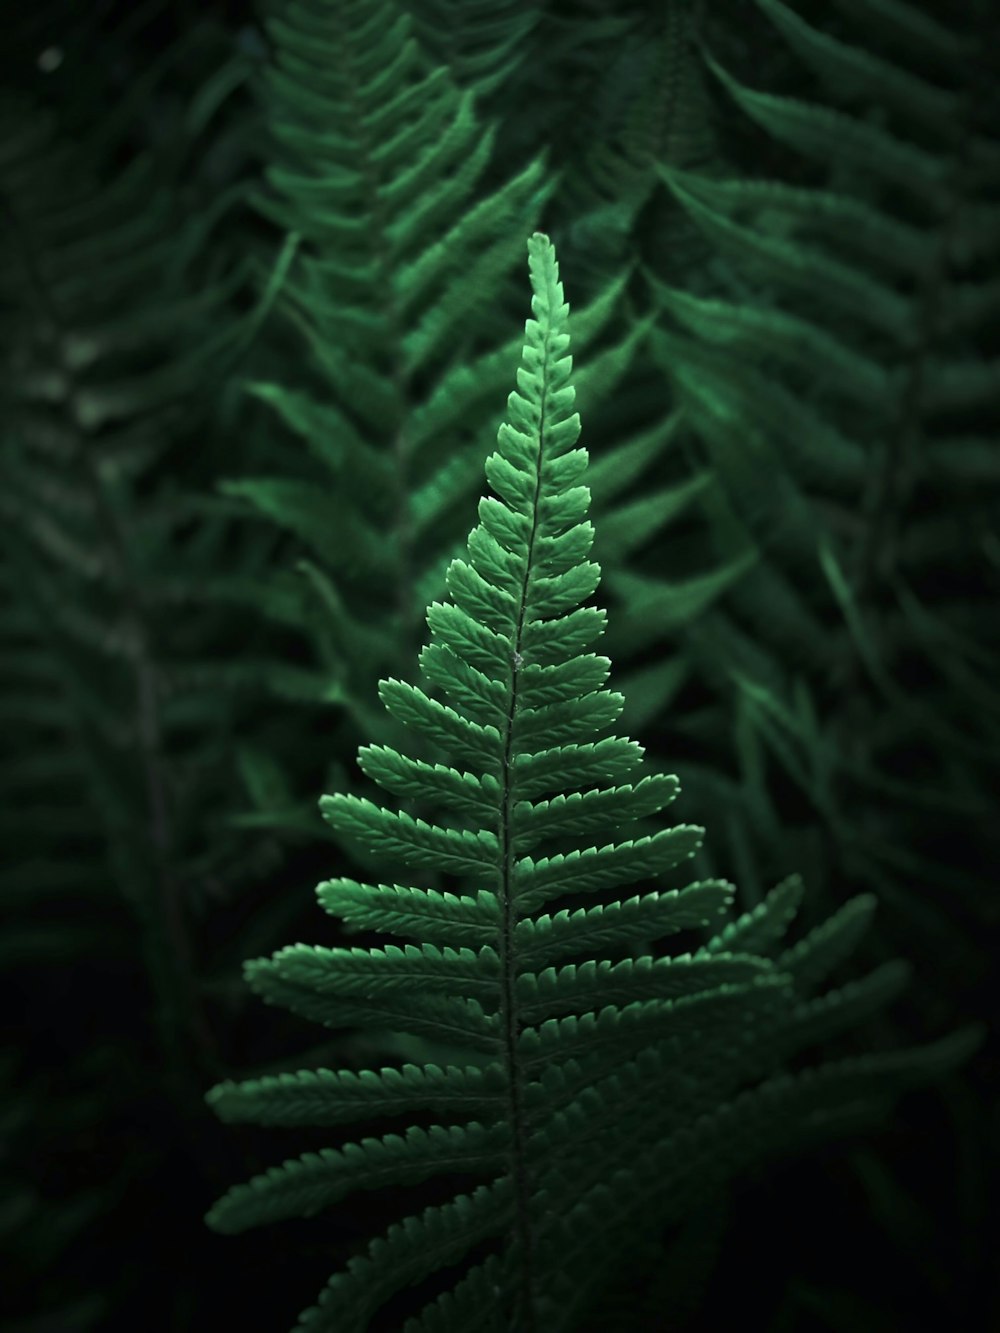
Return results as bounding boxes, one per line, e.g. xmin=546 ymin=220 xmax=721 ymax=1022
xmin=0 ymin=37 xmax=282 ymax=1330
xmin=0 ymin=84 xmax=262 ymax=1080
xmin=645 ymin=0 xmax=1000 ymax=996
xmin=3 ymin=1 xmax=996 ymax=1329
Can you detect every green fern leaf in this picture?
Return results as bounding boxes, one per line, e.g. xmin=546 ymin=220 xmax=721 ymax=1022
xmin=208 ymin=233 xmax=975 ymax=1332
xmin=703 ymin=49 xmax=949 ymax=197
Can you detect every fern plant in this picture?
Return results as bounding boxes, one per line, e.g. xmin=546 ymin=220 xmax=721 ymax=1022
xmin=0 ymin=83 xmax=267 ymax=1095
xmin=214 ymin=0 xmax=741 ymax=856
xmin=642 ymin=0 xmax=1000 ymax=1000
xmin=205 ymin=233 xmax=975 ymax=1331
xmin=210 ymin=0 xmax=559 ymax=836
xmin=0 ymin=70 xmax=295 ymax=1328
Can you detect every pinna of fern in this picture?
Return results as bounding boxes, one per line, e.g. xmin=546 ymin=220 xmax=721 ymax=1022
xmin=205 ymin=233 xmax=978 ymax=1333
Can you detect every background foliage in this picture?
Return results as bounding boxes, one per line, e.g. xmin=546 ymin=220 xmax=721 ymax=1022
xmin=2 ymin=1 xmax=996 ymax=1330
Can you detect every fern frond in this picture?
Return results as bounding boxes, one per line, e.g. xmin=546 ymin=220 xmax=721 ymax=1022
xmin=216 ymin=0 xmax=562 ymax=765
xmin=646 ymin=0 xmax=1000 ymax=1005
xmin=208 ymin=234 xmax=973 ymax=1331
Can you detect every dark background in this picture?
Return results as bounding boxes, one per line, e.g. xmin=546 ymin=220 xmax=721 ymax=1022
xmin=2 ymin=2 xmax=997 ymax=1330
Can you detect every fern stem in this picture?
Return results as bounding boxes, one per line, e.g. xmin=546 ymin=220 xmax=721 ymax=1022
xmin=495 ymin=346 xmax=554 ymax=1333
xmin=332 ymin=12 xmax=418 ymax=664
xmin=83 ymin=436 xmax=219 ymax=1108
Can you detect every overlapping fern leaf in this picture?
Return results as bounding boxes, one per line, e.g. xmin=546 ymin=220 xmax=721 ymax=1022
xmin=0 ymin=64 xmax=313 ymax=1322
xmin=547 ymin=0 xmax=718 ymax=304
xmin=216 ymin=0 xmax=756 ymax=853
xmin=205 ymin=233 xmax=976 ymax=1333
xmin=401 ymin=0 xmax=540 ymax=100
xmin=214 ymin=0 xmax=556 ymax=752
xmin=0 ymin=74 xmax=296 ymax=1075
xmin=212 ymin=0 xmax=694 ymax=846
xmin=643 ymin=0 xmax=1000 ymax=988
